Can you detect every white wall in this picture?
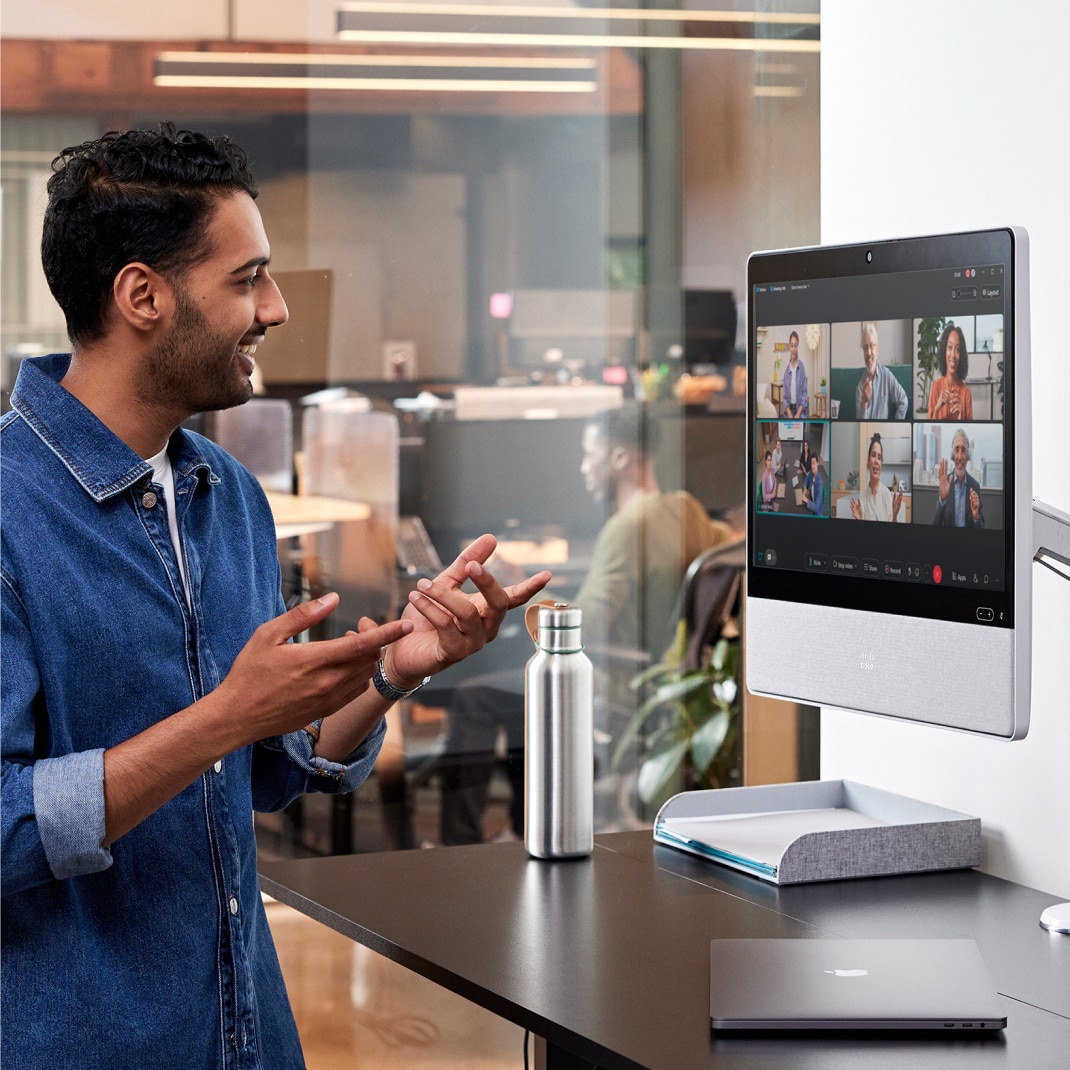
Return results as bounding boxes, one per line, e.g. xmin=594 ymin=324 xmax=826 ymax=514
xmin=820 ymin=1 xmax=1070 ymax=896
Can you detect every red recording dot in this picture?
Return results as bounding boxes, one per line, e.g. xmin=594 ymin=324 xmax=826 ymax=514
xmin=933 ymin=565 xmax=943 ymax=584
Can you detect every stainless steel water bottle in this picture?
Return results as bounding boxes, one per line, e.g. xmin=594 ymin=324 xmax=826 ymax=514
xmin=524 ymin=602 xmax=594 ymax=859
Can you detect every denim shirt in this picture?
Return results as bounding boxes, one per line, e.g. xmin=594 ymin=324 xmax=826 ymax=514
xmin=1 ymin=355 xmax=386 ymax=1069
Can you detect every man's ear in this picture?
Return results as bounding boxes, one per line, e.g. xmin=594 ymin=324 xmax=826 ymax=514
xmin=112 ymin=262 xmax=171 ymax=333
xmin=608 ymin=444 xmax=633 ymax=473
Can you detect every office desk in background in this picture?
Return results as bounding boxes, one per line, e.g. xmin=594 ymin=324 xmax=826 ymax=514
xmin=260 ymin=830 xmax=1070 ymax=1070
xmin=263 ymin=489 xmax=371 ymax=541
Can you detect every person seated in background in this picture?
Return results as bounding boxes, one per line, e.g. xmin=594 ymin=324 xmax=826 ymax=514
xmin=855 ymin=321 xmax=908 ymax=420
xmin=771 ymin=436 xmax=784 ymax=476
xmin=932 ymin=427 xmax=985 ymax=527
xmin=782 ymin=330 xmax=808 ymax=418
xmin=439 ymin=403 xmax=738 ymax=845
xmin=802 ymin=452 xmax=826 ymax=517
xmin=798 ymin=438 xmax=813 ymax=475
xmin=850 ymin=432 xmax=903 ymax=522
xmin=927 ymin=323 xmax=974 ymax=420
xmin=760 ymin=450 xmax=778 ymax=509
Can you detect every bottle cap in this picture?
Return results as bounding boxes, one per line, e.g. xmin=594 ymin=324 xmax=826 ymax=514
xmin=525 ymin=601 xmax=583 ymax=651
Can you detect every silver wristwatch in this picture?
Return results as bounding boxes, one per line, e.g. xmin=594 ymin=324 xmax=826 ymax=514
xmin=373 ymin=658 xmax=430 ymax=701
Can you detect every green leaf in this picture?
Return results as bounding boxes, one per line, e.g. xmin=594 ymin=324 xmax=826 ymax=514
xmin=637 ymin=739 xmax=689 ymax=803
xmin=690 ymin=710 xmax=730 ymax=775
xmin=629 ymin=660 xmax=673 ymax=690
xmin=651 ymin=673 xmax=711 ymax=705
xmin=710 ymin=637 xmax=731 ymax=672
xmin=610 ymin=696 xmax=684 ymax=770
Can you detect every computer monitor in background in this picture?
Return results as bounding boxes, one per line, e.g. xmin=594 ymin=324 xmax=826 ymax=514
xmin=683 ymin=289 xmax=738 ymax=367
xmin=745 ymin=228 xmax=1031 ymax=739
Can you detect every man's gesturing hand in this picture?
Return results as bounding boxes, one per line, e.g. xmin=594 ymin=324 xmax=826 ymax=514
xmin=215 ymin=592 xmax=414 ymax=743
xmin=383 ymin=533 xmax=552 ymax=691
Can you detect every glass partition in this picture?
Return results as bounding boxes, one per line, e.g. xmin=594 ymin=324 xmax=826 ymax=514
xmin=1 ymin=1 xmax=820 ymax=853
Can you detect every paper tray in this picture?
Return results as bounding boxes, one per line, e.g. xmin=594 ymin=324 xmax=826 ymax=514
xmin=653 ymin=780 xmax=980 ymax=885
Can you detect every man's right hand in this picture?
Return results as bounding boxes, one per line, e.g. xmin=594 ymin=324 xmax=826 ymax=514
xmin=215 ymin=593 xmax=412 ymax=744
xmin=100 ymin=594 xmax=411 ymax=847
xmin=937 ymin=457 xmax=952 ymax=501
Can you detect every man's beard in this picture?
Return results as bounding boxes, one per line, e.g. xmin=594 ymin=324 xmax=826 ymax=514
xmin=138 ymin=286 xmax=254 ymax=417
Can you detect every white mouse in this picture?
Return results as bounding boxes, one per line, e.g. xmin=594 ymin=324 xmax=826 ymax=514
xmin=1039 ymin=902 xmax=1070 ymax=934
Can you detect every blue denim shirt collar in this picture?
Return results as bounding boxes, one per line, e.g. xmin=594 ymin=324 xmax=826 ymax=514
xmin=9 ymin=352 xmax=218 ymax=499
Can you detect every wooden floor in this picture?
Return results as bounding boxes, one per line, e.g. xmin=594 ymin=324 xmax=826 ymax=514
xmin=266 ymin=896 xmax=526 ymax=1069
xmin=261 ymin=769 xmax=530 ymax=1069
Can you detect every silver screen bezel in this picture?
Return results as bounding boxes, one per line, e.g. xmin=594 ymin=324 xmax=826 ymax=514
xmin=744 ymin=228 xmax=1030 ymax=739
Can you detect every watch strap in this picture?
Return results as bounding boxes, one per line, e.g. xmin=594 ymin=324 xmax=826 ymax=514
xmin=373 ymin=658 xmax=429 ymax=701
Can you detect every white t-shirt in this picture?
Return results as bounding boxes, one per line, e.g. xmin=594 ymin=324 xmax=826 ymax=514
xmin=145 ymin=446 xmax=190 ymax=602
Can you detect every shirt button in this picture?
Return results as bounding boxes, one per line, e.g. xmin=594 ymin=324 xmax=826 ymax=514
xmin=141 ymin=491 xmax=158 ymax=508
xmin=213 ymin=760 xmax=223 ymax=774
xmin=229 ymin=896 xmax=239 ymax=916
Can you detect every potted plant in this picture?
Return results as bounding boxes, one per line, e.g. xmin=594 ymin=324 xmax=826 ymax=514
xmin=819 ymin=376 xmax=827 ymax=395
xmin=613 ymin=628 xmax=742 ymax=809
xmin=916 ymin=316 xmax=948 ymax=415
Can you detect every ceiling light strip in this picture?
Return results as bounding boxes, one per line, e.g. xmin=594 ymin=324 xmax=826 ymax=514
xmin=155 ymin=50 xmax=597 ymax=71
xmin=754 ymin=85 xmax=805 ymax=97
xmin=335 ymin=30 xmax=819 ymax=51
xmin=155 ymin=61 xmax=593 ymax=82
xmin=336 ymin=2 xmax=820 ymax=26
xmin=153 ymin=75 xmax=596 ymax=92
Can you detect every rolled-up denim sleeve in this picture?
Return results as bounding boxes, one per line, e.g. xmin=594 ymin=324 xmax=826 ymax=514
xmin=2 ymin=576 xmax=112 ymax=895
xmin=33 ymin=750 xmax=112 ymax=880
xmin=250 ymin=715 xmax=388 ymax=813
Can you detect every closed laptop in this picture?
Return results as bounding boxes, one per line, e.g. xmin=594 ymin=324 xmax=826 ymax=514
xmin=709 ymin=938 xmax=1007 ymax=1031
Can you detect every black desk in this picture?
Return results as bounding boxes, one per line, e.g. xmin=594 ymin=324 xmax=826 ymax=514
xmin=260 ymin=831 xmax=1070 ymax=1070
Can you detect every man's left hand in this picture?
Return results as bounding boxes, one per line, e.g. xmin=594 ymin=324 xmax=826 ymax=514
xmin=382 ymin=533 xmax=551 ymax=689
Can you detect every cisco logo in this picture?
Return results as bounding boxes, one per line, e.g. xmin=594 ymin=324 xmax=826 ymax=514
xmin=860 ymin=650 xmax=876 ymax=673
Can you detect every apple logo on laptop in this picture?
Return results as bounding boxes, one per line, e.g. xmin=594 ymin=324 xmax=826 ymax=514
xmin=824 ymin=969 xmax=869 ymax=977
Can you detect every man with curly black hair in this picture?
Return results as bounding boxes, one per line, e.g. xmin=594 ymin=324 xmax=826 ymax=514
xmin=1 ymin=123 xmax=548 ymax=1069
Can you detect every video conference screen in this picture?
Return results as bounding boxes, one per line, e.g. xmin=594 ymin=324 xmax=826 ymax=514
xmin=747 ymin=229 xmax=1018 ymax=630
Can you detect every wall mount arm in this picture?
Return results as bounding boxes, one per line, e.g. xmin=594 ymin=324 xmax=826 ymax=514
xmin=1031 ymin=500 xmax=1070 ymax=933
xmin=1033 ymin=499 xmax=1070 ymax=581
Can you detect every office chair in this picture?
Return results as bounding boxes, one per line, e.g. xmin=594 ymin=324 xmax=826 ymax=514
xmin=294 ymin=404 xmax=402 ymax=852
xmin=300 ymin=404 xmax=399 ymax=632
xmin=672 ymin=537 xmax=746 ymax=673
xmin=209 ymin=398 xmax=294 ymax=491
